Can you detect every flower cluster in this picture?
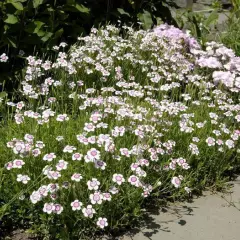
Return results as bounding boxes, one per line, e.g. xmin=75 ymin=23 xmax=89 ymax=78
xmin=3 ymin=24 xmax=239 ymax=234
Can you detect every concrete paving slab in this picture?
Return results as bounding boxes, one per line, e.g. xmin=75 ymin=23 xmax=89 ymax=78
xmin=123 ymin=177 xmax=240 ymax=240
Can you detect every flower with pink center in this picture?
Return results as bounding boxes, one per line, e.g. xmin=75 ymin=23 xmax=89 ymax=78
xmin=47 ymin=183 xmax=59 ymax=193
xmin=53 ymin=204 xmax=63 ymax=214
xmin=72 ymin=153 xmax=83 ymax=161
xmin=43 ymin=153 xmax=56 ymax=162
xmin=128 ymin=175 xmax=140 ymax=186
xmin=87 ymin=148 xmax=100 ymax=160
xmin=24 ymin=134 xmax=34 ymax=142
xmin=71 ymin=173 xmax=83 ymax=182
xmin=182 ymin=163 xmax=190 ymax=170
xmin=82 ymin=205 xmax=96 ymax=218
xmin=171 ymin=176 xmax=181 ymax=188
xmin=63 ymin=145 xmax=76 ymax=153
xmin=56 ymin=159 xmax=68 ymax=171
xmin=216 ymin=139 xmax=223 ymax=145
xmin=13 ymin=159 xmax=25 ymax=169
xmin=90 ymin=113 xmax=102 ymax=123
xmin=138 ymin=159 xmax=149 ymax=167
xmin=90 ymin=192 xmax=103 ymax=205
xmin=206 ymin=137 xmax=215 ymax=146
xmin=87 ymin=178 xmax=100 ymax=190
xmin=0 ymin=53 xmax=8 ymax=62
xmin=102 ymin=192 xmax=112 ymax=201
xmin=30 ymin=191 xmax=42 ymax=204
xmin=94 ymin=160 xmax=106 ymax=170
xmin=13 ymin=143 xmax=25 ymax=155
xmin=5 ymin=161 xmax=13 ymax=170
xmin=47 ymin=171 xmax=61 ymax=180
xmin=130 ymin=163 xmax=140 ymax=172
xmin=17 ymin=174 xmax=30 ymax=184
xmin=120 ymin=148 xmax=131 ymax=157
xmin=225 ymin=139 xmax=235 ymax=149
xmin=38 ymin=185 xmax=48 ymax=197
xmin=112 ymin=174 xmax=125 ymax=185
xmin=176 ymin=157 xmax=186 ymax=166
xmin=71 ymin=200 xmax=83 ymax=211
xmin=56 ymin=114 xmax=69 ymax=122
xmin=43 ymin=203 xmax=54 ymax=214
xmin=84 ymin=123 xmax=96 ymax=132
xmin=32 ymin=148 xmax=41 ymax=157
xmin=97 ymin=217 xmax=108 ymax=229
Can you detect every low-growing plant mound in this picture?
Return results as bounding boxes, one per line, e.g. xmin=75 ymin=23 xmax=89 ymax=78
xmin=0 ymin=24 xmax=239 ymax=239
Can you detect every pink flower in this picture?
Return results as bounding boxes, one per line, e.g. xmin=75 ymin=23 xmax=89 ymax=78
xmin=171 ymin=177 xmax=181 ymax=188
xmin=89 ymin=192 xmax=103 ymax=205
xmin=72 ymin=153 xmax=83 ymax=161
xmin=71 ymin=200 xmax=83 ymax=211
xmin=53 ymin=204 xmax=63 ymax=214
xmin=82 ymin=205 xmax=96 ymax=218
xmin=71 ymin=173 xmax=83 ymax=182
xmin=112 ymin=174 xmax=125 ymax=185
xmin=43 ymin=203 xmax=54 ymax=214
xmin=87 ymin=178 xmax=100 ymax=190
xmin=128 ymin=175 xmax=140 ymax=187
xmin=97 ymin=217 xmax=108 ymax=229
xmin=43 ymin=153 xmax=56 ymax=162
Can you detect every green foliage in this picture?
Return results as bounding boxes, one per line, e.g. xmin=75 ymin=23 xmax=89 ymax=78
xmin=0 ymin=0 xmax=178 ymax=89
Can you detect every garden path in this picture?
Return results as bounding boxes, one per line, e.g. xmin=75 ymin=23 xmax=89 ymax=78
xmin=123 ymin=176 xmax=240 ymax=240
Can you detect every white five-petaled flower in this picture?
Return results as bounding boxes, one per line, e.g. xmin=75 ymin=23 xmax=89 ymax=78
xmin=87 ymin=178 xmax=100 ymax=190
xmin=112 ymin=173 xmax=125 ymax=185
xmin=17 ymin=174 xmax=30 ymax=184
xmin=90 ymin=192 xmax=103 ymax=205
xmin=82 ymin=205 xmax=96 ymax=218
xmin=72 ymin=153 xmax=83 ymax=161
xmin=43 ymin=153 xmax=56 ymax=162
xmin=71 ymin=173 xmax=83 ymax=182
xmin=128 ymin=175 xmax=140 ymax=187
xmin=56 ymin=159 xmax=68 ymax=171
xmin=171 ymin=176 xmax=181 ymax=188
xmin=97 ymin=217 xmax=108 ymax=229
xmin=71 ymin=200 xmax=83 ymax=211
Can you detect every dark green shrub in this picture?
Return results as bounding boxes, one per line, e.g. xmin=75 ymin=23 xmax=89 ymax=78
xmin=0 ymin=0 xmax=178 ymax=91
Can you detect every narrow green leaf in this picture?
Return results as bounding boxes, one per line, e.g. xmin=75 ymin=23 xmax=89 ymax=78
xmin=4 ymin=14 xmax=18 ymax=24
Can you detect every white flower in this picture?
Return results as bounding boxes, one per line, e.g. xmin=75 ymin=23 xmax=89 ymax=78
xmin=71 ymin=173 xmax=83 ymax=182
xmin=87 ymin=178 xmax=100 ymax=190
xmin=16 ymin=174 xmax=30 ymax=184
xmin=97 ymin=217 xmax=108 ymax=229
xmin=112 ymin=174 xmax=125 ymax=185
xmin=225 ymin=139 xmax=234 ymax=149
xmin=71 ymin=200 xmax=83 ymax=211
xmin=206 ymin=137 xmax=215 ymax=146
xmin=89 ymin=192 xmax=103 ymax=205
xmin=171 ymin=177 xmax=181 ymax=188
xmin=43 ymin=203 xmax=54 ymax=214
xmin=56 ymin=159 xmax=68 ymax=171
xmin=30 ymin=191 xmax=42 ymax=204
xmin=43 ymin=153 xmax=56 ymax=162
xmin=82 ymin=205 xmax=96 ymax=218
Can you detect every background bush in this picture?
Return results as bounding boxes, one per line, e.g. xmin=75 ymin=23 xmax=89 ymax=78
xmin=0 ymin=0 xmax=178 ymax=92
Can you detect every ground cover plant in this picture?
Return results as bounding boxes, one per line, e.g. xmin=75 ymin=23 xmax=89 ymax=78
xmin=0 ymin=24 xmax=239 ymax=239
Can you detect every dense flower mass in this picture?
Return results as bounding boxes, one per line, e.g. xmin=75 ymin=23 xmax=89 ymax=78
xmin=1 ymin=24 xmax=239 ymax=237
